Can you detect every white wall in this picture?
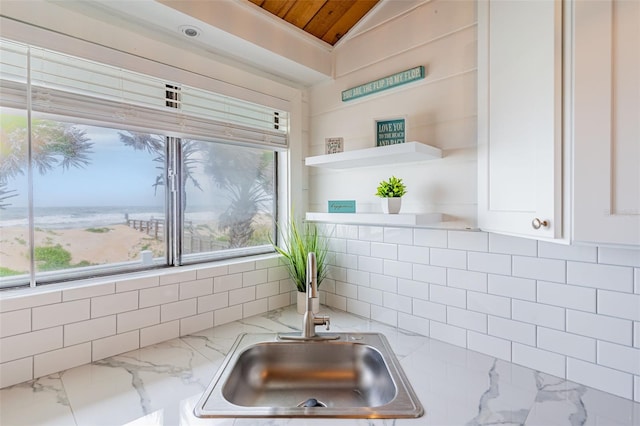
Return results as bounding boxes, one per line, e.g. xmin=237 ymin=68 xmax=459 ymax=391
xmin=308 ymin=0 xmax=477 ymax=224
xmin=308 ymin=0 xmax=640 ymax=402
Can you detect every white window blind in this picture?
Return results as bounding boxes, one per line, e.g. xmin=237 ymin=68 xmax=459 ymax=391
xmin=0 ymin=38 xmax=289 ymax=147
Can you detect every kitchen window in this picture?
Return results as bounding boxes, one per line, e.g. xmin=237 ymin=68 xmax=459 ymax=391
xmin=0 ymin=38 xmax=288 ymax=289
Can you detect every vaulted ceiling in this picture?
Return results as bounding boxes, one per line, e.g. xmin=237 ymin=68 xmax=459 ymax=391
xmin=247 ymin=0 xmax=380 ymax=45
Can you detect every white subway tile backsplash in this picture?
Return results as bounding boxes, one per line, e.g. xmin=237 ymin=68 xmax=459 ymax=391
xmin=512 ymin=299 xmax=564 ymax=330
xmin=91 ymin=330 xmax=138 ymax=361
xmin=358 ymin=256 xmax=383 ymax=273
xmin=33 ymin=300 xmax=90 ymax=330
xmin=243 ymin=298 xmax=267 ymax=318
xmin=161 ymin=299 xmax=196 ymax=323
xmin=489 ymin=233 xmax=537 ymax=256
xmin=0 ymin=309 xmax=31 ymax=338
xmin=370 ymin=273 xmax=397 ymax=292
xmin=383 ymin=259 xmax=413 ymax=279
xmin=347 ymin=299 xmax=370 ymax=318
xmin=256 ymin=281 xmax=280 ymax=299
xmin=371 ymin=305 xmax=397 ymax=327
xmin=413 ymin=264 xmax=447 ymax=285
xmin=228 ymin=261 xmax=255 ymax=274
xmin=467 ymin=291 xmax=510 ymax=318
xmin=139 ymin=284 xmax=178 ymax=308
xmin=141 ymin=321 xmax=179 ymax=347
xmin=448 ymin=231 xmax=487 ymax=252
xmin=414 ymin=228 xmax=447 ymax=248
xmin=117 ymin=306 xmax=160 ymax=333
xmin=179 ymin=279 xmax=213 ymax=300
xmin=597 ymin=290 xmax=640 ymax=321
xmin=0 ymin=291 xmax=61 ymax=313
xmin=430 ymin=284 xmax=466 ymax=309
xmin=214 ymin=305 xmax=242 ymax=326
xmin=0 ymin=357 xmax=32 ymax=388
xmin=598 ymin=247 xmax=640 ymax=267
xmin=537 ymin=280 xmax=596 ymax=312
xmin=328 ymin=237 xmax=347 ymax=253
xmin=513 ymin=343 xmax=565 ymax=377
xmin=467 ymin=252 xmax=511 ymax=275
xmin=325 ymin=293 xmax=347 ymax=311
xmin=268 ymin=293 xmax=291 ymax=311
xmin=333 ymin=253 xmax=357 ymax=269
xmin=567 ymin=358 xmax=633 ymax=400
xmin=328 ymin=266 xmax=347 ymax=282
xmin=267 ymin=265 xmax=289 ymax=282
xmin=537 ymin=327 xmax=596 ymax=362
xmin=488 ymin=275 xmax=535 ymax=301
xmin=371 ymin=242 xmax=397 ymax=260
xmin=488 ymin=316 xmax=536 ymax=345
xmin=180 ymin=312 xmax=213 ymax=335
xmin=468 ymin=331 xmax=511 ymax=360
xmin=65 ymin=316 xmax=115 ymax=346
xmin=635 ymin=376 xmax=640 ymax=403
xmin=636 ymin=268 xmax=639 ymax=294
xmin=413 ymin=299 xmax=446 ymax=322
xmin=430 ymin=248 xmax=467 ymax=269
xmin=63 ymin=283 xmax=114 ymax=302
xmin=229 ymin=287 xmax=255 ymax=306
xmin=1 ymin=327 xmax=62 ymax=363
xmin=347 ymin=239 xmax=371 ymax=256
xmin=91 ymin=291 xmax=138 ymax=318
xmin=398 ymin=313 xmax=430 ymax=336
xmin=358 ymin=287 xmax=383 ymax=305
xmin=635 ymin=322 xmax=640 ymax=349
xmin=384 ymin=227 xmax=413 ymax=244
xmin=213 ymin=274 xmax=243 ymax=293
xmin=116 ymin=276 xmax=158 ymax=293
xmin=567 ymin=310 xmax=632 ymax=346
xmin=242 ymin=269 xmax=268 ymax=287
xmin=334 ymin=224 xmax=359 ymax=239
xmin=159 ymin=271 xmax=196 ymax=286
xmin=447 ymin=306 xmax=487 ymax=333
xmin=347 ymin=269 xmax=370 ymax=287
xmin=359 ymin=226 xmax=384 ymax=242
xmin=448 ymin=269 xmax=487 ymax=293
xmin=197 ymin=292 xmax=228 ymax=313
xmin=430 ymin=321 xmax=466 ymax=347
xmin=336 ymin=281 xmax=358 ymax=299
xmin=597 ymin=341 xmax=640 ymax=375
xmin=398 ymin=279 xmax=429 ymax=300
xmin=383 ymin=292 xmax=412 ymax=313
xmin=196 ymin=265 xmax=228 ymax=279
xmin=512 ymin=256 xmax=565 ymax=283
xmin=538 ymin=241 xmax=598 ymax=262
xmin=33 ymin=343 xmax=91 ymax=378
xmin=567 ymin=261 xmax=634 ymax=293
xmin=398 ymin=245 xmax=429 ymax=264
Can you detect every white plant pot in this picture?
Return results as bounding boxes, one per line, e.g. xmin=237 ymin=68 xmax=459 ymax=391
xmin=297 ymin=291 xmax=319 ymax=314
xmin=381 ymin=197 xmax=402 ymax=214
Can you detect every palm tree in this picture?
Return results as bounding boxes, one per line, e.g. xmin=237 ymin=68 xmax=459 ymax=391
xmin=0 ymin=115 xmax=93 ymax=209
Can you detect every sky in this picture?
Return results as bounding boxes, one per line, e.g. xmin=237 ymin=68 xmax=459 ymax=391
xmin=7 ymin=125 xmax=167 ymax=207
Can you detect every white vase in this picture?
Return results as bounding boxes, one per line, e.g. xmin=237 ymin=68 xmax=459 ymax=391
xmin=297 ymin=291 xmax=319 ymax=314
xmin=381 ymin=197 xmax=402 ymax=214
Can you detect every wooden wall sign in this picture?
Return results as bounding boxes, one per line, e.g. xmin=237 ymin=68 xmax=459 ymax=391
xmin=342 ymin=66 xmax=425 ymax=102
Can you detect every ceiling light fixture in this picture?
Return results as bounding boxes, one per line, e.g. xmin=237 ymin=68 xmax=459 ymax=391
xmin=180 ymin=25 xmax=201 ymax=38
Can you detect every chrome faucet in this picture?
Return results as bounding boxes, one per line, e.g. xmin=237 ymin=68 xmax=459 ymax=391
xmin=302 ymin=252 xmax=331 ymax=338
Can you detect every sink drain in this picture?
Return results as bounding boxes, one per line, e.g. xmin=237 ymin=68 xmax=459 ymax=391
xmin=298 ymin=398 xmax=327 ymax=408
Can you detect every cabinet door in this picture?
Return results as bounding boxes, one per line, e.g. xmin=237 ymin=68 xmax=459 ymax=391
xmin=477 ymin=0 xmax=563 ymax=239
xmin=572 ymin=0 xmax=640 ymax=246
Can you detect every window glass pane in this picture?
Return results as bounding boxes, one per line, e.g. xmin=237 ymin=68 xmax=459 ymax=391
xmin=28 ymin=121 xmax=166 ymax=279
xmin=0 ymin=110 xmax=30 ymax=287
xmin=181 ymin=141 xmax=275 ymax=259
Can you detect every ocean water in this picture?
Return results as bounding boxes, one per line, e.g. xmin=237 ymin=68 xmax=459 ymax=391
xmin=0 ymin=206 xmax=221 ymax=229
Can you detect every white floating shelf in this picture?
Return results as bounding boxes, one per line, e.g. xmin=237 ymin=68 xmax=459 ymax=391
xmin=306 ymin=212 xmax=443 ymax=227
xmin=305 ymin=141 xmax=442 ymax=169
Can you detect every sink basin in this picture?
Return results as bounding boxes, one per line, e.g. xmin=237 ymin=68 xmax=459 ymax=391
xmin=194 ymin=332 xmax=423 ymax=418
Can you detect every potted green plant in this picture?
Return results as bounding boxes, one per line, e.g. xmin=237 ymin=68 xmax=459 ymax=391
xmin=375 ymin=175 xmax=407 ymax=214
xmin=271 ymin=217 xmax=329 ymax=314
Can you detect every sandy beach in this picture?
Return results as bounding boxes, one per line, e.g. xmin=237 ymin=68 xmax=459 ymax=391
xmin=0 ymin=224 xmax=165 ymax=273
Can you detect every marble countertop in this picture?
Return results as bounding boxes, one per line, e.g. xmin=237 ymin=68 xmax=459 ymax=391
xmin=1 ymin=305 xmax=638 ymax=426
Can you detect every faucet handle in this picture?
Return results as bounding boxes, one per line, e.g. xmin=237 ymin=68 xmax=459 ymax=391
xmin=314 ymin=315 xmax=330 ymax=331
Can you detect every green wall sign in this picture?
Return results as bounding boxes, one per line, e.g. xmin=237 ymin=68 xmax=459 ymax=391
xmin=376 ymin=118 xmax=405 ymax=146
xmin=342 ymin=66 xmax=425 ymax=102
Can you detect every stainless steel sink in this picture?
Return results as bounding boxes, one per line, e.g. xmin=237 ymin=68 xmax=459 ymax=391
xmin=194 ymin=332 xmax=424 ymax=418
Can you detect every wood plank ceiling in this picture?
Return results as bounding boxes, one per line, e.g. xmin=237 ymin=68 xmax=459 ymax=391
xmin=248 ymin=0 xmax=379 ymax=45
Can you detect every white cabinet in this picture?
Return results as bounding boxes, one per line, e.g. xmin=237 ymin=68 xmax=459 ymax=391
xmin=477 ymin=0 xmax=563 ymax=240
xmin=571 ymin=0 xmax=640 ymax=246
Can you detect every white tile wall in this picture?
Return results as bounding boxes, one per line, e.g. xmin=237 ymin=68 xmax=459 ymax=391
xmin=319 ymin=224 xmax=640 ymax=402
xmin=0 ymin=255 xmax=295 ymax=388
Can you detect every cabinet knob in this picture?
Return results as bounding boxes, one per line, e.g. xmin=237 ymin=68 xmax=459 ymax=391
xmin=531 ymin=218 xmax=549 ymax=229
